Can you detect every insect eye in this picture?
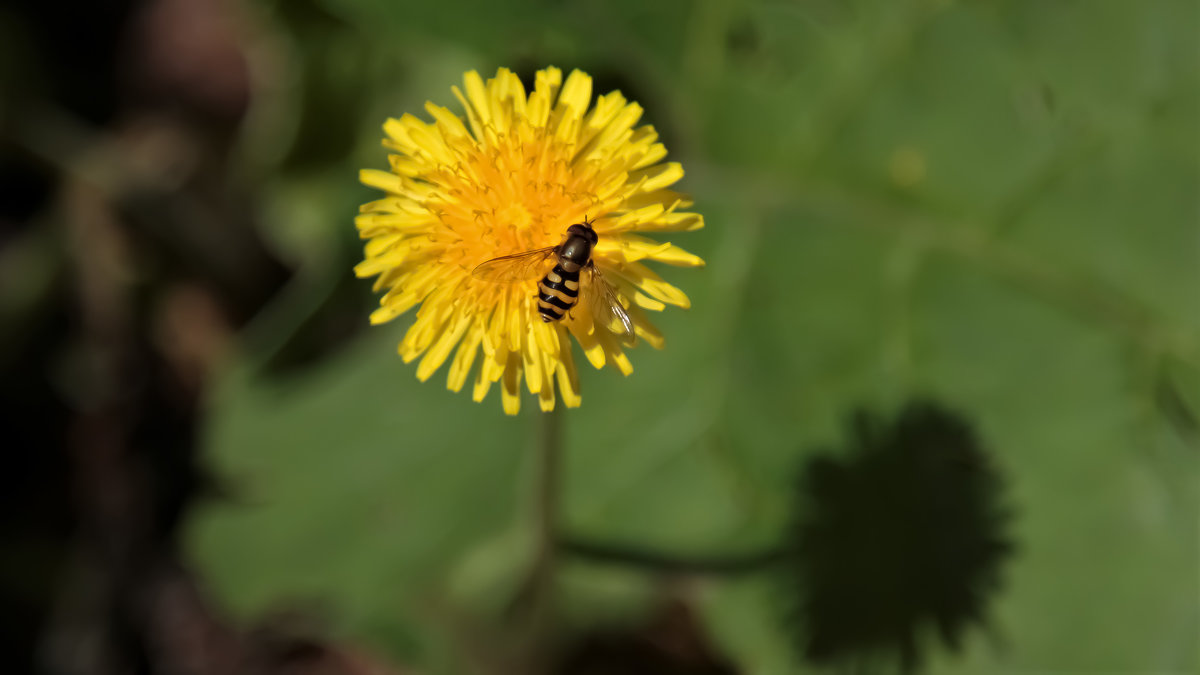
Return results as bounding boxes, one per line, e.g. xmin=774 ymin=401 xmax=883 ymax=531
xmin=567 ymin=222 xmax=599 ymax=244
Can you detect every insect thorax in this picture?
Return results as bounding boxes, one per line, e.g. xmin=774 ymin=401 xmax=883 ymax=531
xmin=558 ymin=234 xmax=592 ymax=269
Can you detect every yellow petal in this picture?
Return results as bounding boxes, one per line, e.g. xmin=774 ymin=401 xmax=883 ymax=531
xmin=537 ymin=359 xmax=556 ymax=411
xmin=552 ymin=71 xmax=590 ymax=147
xmin=611 ymin=262 xmax=692 ymax=308
xmin=629 ymin=162 xmax=684 ymax=192
xmin=633 ymin=292 xmax=665 ymax=311
xmin=481 ymin=290 xmax=509 ymax=357
xmin=570 ymin=315 xmax=607 ymax=369
xmin=556 ymin=339 xmax=582 ymax=408
xmin=472 ymin=355 xmax=493 ymax=402
xmin=555 ymin=70 xmax=592 ymax=128
xmin=595 ymin=329 xmax=633 ymax=376
xmin=600 ymin=203 xmax=665 ymax=234
xmin=526 ymin=67 xmax=561 ymax=128
xmin=578 ymin=91 xmax=628 ymax=150
xmin=360 ymin=168 xmax=405 ymax=194
xmin=358 ymin=197 xmax=413 ymax=214
xmin=355 ymin=212 xmax=435 ymax=233
xmin=364 ymin=233 xmax=403 ymax=258
xmin=417 ymin=309 xmax=471 ymax=381
xmin=533 ymin=319 xmax=560 ymax=357
xmin=354 ymin=237 xmax=442 ymax=278
xmin=522 ymin=325 xmax=543 ymax=395
xmin=649 ymin=243 xmax=704 ymax=267
xmin=446 ymin=320 xmax=484 ymax=392
xmin=497 ymin=68 xmax=527 ymax=126
xmin=502 ymin=351 xmax=522 ymax=415
xmin=578 ymin=102 xmax=643 ymax=164
xmin=647 ymin=211 xmax=704 ymax=232
xmin=629 ymin=305 xmax=665 ymax=349
xmin=368 ymin=265 xmax=443 ymax=323
xmin=601 ymin=234 xmax=704 ymax=267
xmin=461 ymin=70 xmax=491 ymax=131
xmin=482 ymin=346 xmax=507 ymax=383
xmin=424 ymin=102 xmax=470 ymax=140
xmin=387 ymin=154 xmax=426 ymax=177
xmin=620 ymin=190 xmax=695 ymax=213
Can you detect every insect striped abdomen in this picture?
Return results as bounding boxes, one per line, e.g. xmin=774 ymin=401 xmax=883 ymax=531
xmin=537 ymin=264 xmax=580 ymax=322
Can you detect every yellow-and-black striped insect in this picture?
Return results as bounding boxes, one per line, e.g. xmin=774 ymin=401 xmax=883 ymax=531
xmin=473 ymin=216 xmax=635 ymax=340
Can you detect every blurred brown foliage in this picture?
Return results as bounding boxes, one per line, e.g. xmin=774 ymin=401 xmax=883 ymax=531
xmin=0 ymin=0 xmax=400 ymax=672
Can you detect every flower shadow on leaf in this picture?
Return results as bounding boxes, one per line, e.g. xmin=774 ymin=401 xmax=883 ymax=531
xmin=779 ymin=401 xmax=1016 ymax=673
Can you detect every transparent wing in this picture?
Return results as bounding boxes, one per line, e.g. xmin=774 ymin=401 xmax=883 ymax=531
xmin=583 ymin=263 xmax=636 ymax=341
xmin=472 ymin=247 xmax=557 ymax=283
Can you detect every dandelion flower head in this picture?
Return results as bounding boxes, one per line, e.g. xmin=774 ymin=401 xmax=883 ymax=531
xmin=356 ymin=66 xmax=704 ymax=414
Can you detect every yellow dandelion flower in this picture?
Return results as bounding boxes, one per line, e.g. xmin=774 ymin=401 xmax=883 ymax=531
xmin=355 ymin=66 xmax=704 ymax=414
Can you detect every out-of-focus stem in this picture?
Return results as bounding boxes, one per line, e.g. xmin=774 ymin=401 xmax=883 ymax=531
xmin=560 ymin=535 xmax=787 ymax=575
xmin=523 ymin=405 xmax=563 ymax=670
xmin=533 ymin=405 xmax=562 ymax=603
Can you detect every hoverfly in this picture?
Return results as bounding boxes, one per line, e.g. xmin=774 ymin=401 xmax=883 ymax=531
xmin=473 ymin=216 xmax=635 ymax=340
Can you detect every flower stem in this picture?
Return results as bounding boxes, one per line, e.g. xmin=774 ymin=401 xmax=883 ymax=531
xmin=533 ymin=405 xmax=562 ymax=606
xmin=522 ymin=405 xmax=563 ymax=669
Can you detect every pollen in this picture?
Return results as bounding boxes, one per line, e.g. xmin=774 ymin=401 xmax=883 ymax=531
xmin=355 ymin=67 xmax=705 ymax=414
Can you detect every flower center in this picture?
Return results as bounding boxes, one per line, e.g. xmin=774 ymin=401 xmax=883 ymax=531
xmin=496 ymin=202 xmax=533 ymax=233
xmin=437 ymin=133 xmax=598 ymax=267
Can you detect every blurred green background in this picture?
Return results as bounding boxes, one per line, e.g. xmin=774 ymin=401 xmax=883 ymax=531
xmin=2 ymin=0 xmax=1196 ymax=673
